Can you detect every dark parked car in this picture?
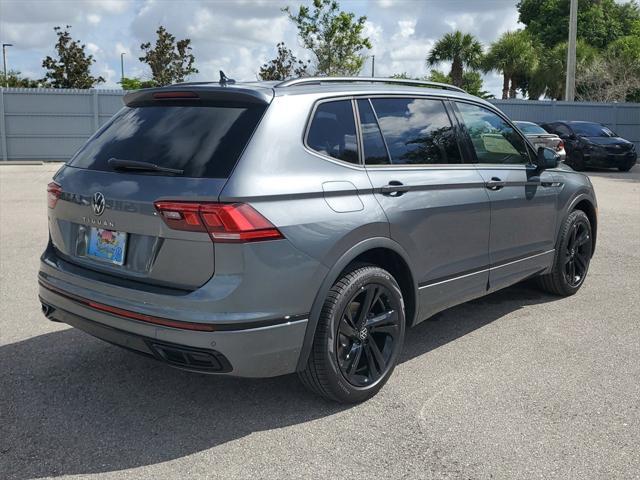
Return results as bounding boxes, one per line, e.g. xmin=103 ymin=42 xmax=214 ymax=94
xmin=541 ymin=121 xmax=637 ymax=172
xmin=40 ymin=77 xmax=598 ymax=403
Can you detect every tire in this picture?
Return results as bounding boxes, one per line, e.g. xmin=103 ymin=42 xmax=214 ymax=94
xmin=618 ymin=163 xmax=634 ymax=172
xmin=299 ymin=265 xmax=406 ymax=403
xmin=571 ymin=151 xmax=585 ymax=171
xmin=536 ymin=210 xmax=593 ymax=296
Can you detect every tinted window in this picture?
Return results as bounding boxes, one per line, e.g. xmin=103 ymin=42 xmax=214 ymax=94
xmin=571 ymin=122 xmax=616 ymax=137
xmin=370 ymin=98 xmax=462 ymax=165
xmin=307 ymin=100 xmax=359 ymax=164
xmin=456 ymin=102 xmax=530 ymax=164
xmin=68 ymin=105 xmax=265 ymax=178
xmin=357 ymin=99 xmax=390 ymax=165
xmin=554 ymin=124 xmax=573 ymax=136
xmin=515 ymin=122 xmax=547 ymax=134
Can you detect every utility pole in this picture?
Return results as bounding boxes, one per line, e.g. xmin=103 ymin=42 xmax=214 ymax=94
xmin=371 ymin=55 xmax=375 ymax=77
xmin=120 ymin=52 xmax=125 ymax=86
xmin=2 ymin=44 xmax=13 ymax=87
xmin=565 ymin=0 xmax=578 ymax=101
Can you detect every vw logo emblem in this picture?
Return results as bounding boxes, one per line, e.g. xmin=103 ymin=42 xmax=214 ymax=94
xmin=92 ymin=192 xmax=106 ymax=216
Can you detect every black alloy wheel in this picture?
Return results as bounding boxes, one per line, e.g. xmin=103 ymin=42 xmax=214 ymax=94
xmin=564 ymin=220 xmax=591 ymax=288
xmin=536 ymin=209 xmax=592 ymax=296
xmin=299 ymin=265 xmax=406 ymax=403
xmin=336 ymin=283 xmax=400 ymax=387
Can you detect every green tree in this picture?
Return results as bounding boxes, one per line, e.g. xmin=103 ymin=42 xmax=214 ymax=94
xmin=426 ymin=31 xmax=483 ymax=88
xmin=579 ymin=34 xmax=640 ymax=101
xmin=427 ymin=69 xmax=493 ymax=98
xmin=518 ymin=0 xmax=640 ymax=49
xmin=41 ymin=26 xmax=104 ymax=88
xmin=139 ymin=26 xmax=198 ymax=86
xmin=258 ymin=42 xmax=310 ymax=80
xmin=527 ymin=40 xmax=599 ymax=100
xmin=1 ymin=70 xmax=43 ymax=88
xmin=119 ymin=77 xmax=156 ymax=90
xmin=284 ymin=0 xmax=372 ymax=76
xmin=483 ymin=30 xmax=538 ymax=99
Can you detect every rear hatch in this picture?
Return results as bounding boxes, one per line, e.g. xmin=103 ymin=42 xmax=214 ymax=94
xmin=47 ymin=86 xmax=271 ymax=290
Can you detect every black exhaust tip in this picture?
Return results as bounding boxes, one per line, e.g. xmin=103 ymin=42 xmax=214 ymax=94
xmin=41 ymin=303 xmax=60 ymax=321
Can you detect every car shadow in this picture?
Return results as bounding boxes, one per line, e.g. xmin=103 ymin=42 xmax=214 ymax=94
xmin=1 ymin=282 xmax=557 ymax=479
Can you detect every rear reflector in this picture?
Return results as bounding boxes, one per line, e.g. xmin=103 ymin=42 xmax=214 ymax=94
xmin=153 ymin=91 xmax=199 ymax=100
xmin=47 ymin=181 xmax=62 ymax=208
xmin=154 ymin=201 xmax=283 ymax=242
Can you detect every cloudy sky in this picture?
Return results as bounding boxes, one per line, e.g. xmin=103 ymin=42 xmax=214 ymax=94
xmin=1 ymin=0 xmax=528 ymax=96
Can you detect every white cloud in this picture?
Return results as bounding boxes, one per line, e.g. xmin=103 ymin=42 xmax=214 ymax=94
xmin=86 ymin=42 xmax=100 ymax=55
xmin=1 ymin=0 xmax=525 ymax=95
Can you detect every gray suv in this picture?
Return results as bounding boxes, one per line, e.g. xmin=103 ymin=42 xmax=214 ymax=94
xmin=39 ymin=77 xmax=597 ymax=403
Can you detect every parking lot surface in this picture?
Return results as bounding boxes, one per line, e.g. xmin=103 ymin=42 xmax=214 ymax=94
xmin=1 ymin=164 xmax=639 ymax=479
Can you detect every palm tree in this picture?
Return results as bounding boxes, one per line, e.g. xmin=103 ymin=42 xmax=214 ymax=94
xmin=427 ymin=31 xmax=483 ymax=88
xmin=484 ymin=30 xmax=538 ymax=99
xmin=528 ymin=40 xmax=599 ymax=100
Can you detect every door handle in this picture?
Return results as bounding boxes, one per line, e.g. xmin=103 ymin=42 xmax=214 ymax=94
xmin=380 ymin=181 xmax=410 ymax=196
xmin=485 ymin=177 xmax=506 ymax=191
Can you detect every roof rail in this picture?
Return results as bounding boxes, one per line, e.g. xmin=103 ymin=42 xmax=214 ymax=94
xmin=275 ymin=76 xmax=467 ymax=93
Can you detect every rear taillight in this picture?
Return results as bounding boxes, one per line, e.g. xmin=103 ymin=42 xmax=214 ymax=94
xmin=556 ymin=140 xmax=564 ymax=151
xmin=47 ymin=182 xmax=62 ymax=208
xmin=154 ymin=201 xmax=283 ymax=243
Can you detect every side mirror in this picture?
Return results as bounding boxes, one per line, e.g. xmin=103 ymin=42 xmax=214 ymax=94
xmin=536 ymin=147 xmax=559 ymax=170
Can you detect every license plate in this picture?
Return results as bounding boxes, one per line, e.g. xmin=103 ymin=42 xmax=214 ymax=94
xmin=87 ymin=228 xmax=127 ymax=265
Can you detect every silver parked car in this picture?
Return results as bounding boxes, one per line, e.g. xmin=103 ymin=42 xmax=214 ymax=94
xmin=514 ymin=120 xmax=566 ymax=160
xmin=40 ymin=77 xmax=598 ymax=403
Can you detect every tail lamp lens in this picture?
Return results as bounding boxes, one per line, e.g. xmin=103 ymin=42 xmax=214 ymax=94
xmin=154 ymin=201 xmax=283 ymax=243
xmin=47 ymin=182 xmax=62 ymax=208
xmin=557 ymin=140 xmax=564 ymax=151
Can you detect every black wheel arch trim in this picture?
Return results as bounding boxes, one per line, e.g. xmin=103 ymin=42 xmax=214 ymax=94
xmin=566 ymin=192 xmax=598 ymax=256
xmin=295 ymin=236 xmax=418 ymax=372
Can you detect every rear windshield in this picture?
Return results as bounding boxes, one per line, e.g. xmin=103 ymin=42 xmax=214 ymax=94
xmin=68 ymin=105 xmax=265 ymax=178
xmin=515 ymin=122 xmax=547 ymax=134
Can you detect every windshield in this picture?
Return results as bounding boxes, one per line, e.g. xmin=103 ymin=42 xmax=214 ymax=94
xmin=514 ymin=122 xmax=547 ymax=134
xmin=571 ymin=123 xmax=616 ymax=138
xmin=68 ymin=104 xmax=266 ymax=178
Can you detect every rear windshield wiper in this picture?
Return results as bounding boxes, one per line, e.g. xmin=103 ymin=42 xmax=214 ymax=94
xmin=108 ymin=158 xmax=184 ymax=175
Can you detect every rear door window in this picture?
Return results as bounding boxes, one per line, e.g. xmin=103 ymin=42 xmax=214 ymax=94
xmin=68 ymin=105 xmax=266 ymax=178
xmin=369 ymin=98 xmax=463 ymax=165
xmin=306 ymin=100 xmax=359 ymax=164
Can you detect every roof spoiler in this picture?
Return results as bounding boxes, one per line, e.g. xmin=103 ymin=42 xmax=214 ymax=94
xmin=124 ymin=86 xmax=272 ymax=107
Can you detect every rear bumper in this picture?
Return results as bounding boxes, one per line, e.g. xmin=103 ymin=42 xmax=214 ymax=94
xmin=39 ymin=281 xmax=308 ymax=378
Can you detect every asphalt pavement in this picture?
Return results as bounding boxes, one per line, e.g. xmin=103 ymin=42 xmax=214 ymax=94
xmin=1 ymin=163 xmax=638 ymax=479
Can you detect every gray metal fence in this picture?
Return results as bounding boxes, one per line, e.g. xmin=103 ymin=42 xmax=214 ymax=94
xmin=0 ymin=88 xmax=124 ymax=162
xmin=0 ymin=87 xmax=638 ymax=162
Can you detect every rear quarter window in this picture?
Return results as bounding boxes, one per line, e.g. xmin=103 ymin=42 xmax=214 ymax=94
xmin=68 ymin=104 xmax=266 ymax=178
xmin=306 ymin=100 xmax=359 ymax=164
